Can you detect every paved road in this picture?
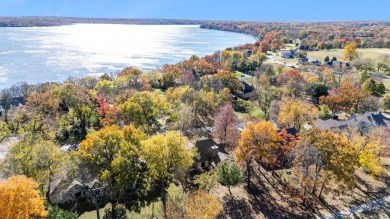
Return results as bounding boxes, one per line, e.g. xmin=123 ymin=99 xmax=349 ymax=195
xmin=319 ymin=195 xmax=390 ymax=219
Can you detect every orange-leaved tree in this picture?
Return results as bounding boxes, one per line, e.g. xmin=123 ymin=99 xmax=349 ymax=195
xmin=234 ymin=121 xmax=281 ymax=190
xmin=0 ymin=175 xmax=47 ymax=219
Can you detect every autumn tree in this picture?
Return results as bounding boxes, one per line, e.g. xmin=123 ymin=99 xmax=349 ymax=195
xmin=217 ymin=160 xmax=243 ymax=196
xmin=2 ymin=139 xmax=76 ymax=202
xmin=184 ymin=190 xmax=222 ymax=219
xmin=343 ymin=42 xmax=358 ymax=61
xmin=97 ymin=93 xmax=110 ymax=117
xmin=79 ymin=125 xmax=148 ymax=217
xmin=319 ymin=82 xmax=369 ymax=115
xmin=119 ymin=91 xmax=169 ymax=134
xmin=214 ymin=70 xmax=242 ymax=93
xmin=278 ymin=99 xmax=319 ymax=130
xmin=277 ymin=69 xmax=306 ymax=98
xmin=294 ymin=128 xmax=382 ymax=199
xmin=0 ymin=175 xmax=48 ymax=219
xmin=254 ymin=74 xmax=281 ymax=120
xmin=193 ymin=59 xmax=216 ymax=76
xmin=213 ymin=103 xmax=239 ymax=149
xmin=234 ymin=121 xmax=281 ymax=189
xmin=141 ymin=131 xmax=194 ymax=216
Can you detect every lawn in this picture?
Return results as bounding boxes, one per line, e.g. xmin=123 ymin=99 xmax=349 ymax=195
xmin=306 ymin=48 xmax=390 ymax=62
xmin=78 ymin=184 xmax=182 ymax=219
xmin=383 ymin=79 xmax=390 ymax=92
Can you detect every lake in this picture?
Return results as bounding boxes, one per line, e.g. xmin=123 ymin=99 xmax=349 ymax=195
xmin=0 ymin=24 xmax=256 ymax=89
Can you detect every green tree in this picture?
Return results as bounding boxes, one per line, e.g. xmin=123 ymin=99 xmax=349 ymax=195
xmin=362 ymin=79 xmax=386 ymax=96
xmin=46 ymin=204 xmax=78 ymax=219
xmin=0 ymin=120 xmax=10 ymax=142
xmin=194 ymin=171 xmax=219 ymax=193
xmin=120 ymin=91 xmax=169 ymax=134
xmin=324 ymin=56 xmax=330 ymax=62
xmin=306 ymin=83 xmax=328 ymax=103
xmin=217 ymin=160 xmax=242 ymax=196
xmin=384 ymin=94 xmax=390 ymax=111
xmin=102 ymin=205 xmax=128 ymax=219
xmin=141 ymin=131 xmax=194 ymax=217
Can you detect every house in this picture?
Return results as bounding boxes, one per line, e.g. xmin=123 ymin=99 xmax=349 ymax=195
xmin=298 ymin=58 xmax=308 ymax=64
xmin=308 ymin=59 xmax=321 ymax=66
xmin=279 ymin=49 xmax=297 ymax=59
xmin=299 ymin=58 xmax=321 ymax=66
xmin=187 ymin=138 xmax=232 ymax=172
xmin=239 ymin=80 xmax=255 ymax=99
xmin=245 ymin=49 xmax=252 ymax=57
xmin=323 ymin=60 xmax=350 ymax=68
xmin=49 ymin=177 xmax=108 ymax=205
xmin=313 ymin=112 xmax=390 ymax=133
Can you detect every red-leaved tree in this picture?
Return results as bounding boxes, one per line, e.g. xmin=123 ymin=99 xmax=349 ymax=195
xmin=213 ymin=103 xmax=239 ymax=149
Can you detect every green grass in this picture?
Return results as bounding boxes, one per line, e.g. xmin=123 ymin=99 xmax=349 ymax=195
xmin=382 ymin=80 xmax=390 ymax=92
xmin=153 ymin=88 xmax=165 ymax=95
xmin=250 ymin=108 xmax=265 ymax=119
xmin=78 ymin=184 xmax=183 ymax=219
xmin=306 ymin=48 xmax=390 ymax=62
xmin=234 ymin=71 xmax=244 ymax=78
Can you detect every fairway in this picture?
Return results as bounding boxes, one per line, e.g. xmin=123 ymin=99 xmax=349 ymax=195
xmin=306 ymin=48 xmax=390 ymax=62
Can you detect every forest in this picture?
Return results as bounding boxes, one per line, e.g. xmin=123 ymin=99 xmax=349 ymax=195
xmin=0 ymin=31 xmax=390 ymax=218
xmin=201 ymin=21 xmax=390 ymax=49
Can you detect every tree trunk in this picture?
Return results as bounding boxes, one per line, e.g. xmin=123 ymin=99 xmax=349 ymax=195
xmin=246 ymin=161 xmax=251 ymax=190
xmin=111 ymin=202 xmax=117 ymax=219
xmin=228 ymin=186 xmax=233 ymax=197
xmin=46 ymin=178 xmax=51 ymax=204
xmin=318 ymin=180 xmax=327 ymax=199
xmin=96 ymin=203 xmax=101 ymax=219
xmin=161 ymin=180 xmax=167 ymax=218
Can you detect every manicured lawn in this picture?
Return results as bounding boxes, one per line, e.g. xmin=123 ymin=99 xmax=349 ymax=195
xmin=306 ymin=48 xmax=390 ymax=62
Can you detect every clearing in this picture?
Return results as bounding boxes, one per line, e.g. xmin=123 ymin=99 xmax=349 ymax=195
xmin=306 ymin=48 xmax=390 ymax=62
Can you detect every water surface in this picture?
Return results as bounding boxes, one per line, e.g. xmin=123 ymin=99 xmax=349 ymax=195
xmin=0 ymin=24 xmax=255 ymax=89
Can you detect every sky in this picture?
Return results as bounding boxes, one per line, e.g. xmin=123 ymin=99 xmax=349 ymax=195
xmin=0 ymin=0 xmax=389 ymax=21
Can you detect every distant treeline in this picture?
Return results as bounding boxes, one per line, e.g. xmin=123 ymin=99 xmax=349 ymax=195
xmin=0 ymin=16 xmax=210 ymax=27
xmin=200 ymin=21 xmax=390 ymax=49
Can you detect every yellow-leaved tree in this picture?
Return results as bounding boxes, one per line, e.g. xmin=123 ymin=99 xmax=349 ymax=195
xmin=184 ymin=190 xmax=222 ymax=219
xmin=142 ymin=131 xmax=194 ymax=217
xmin=343 ymin=42 xmax=358 ymax=61
xmin=0 ymin=175 xmax=48 ymax=219
xmin=278 ymin=99 xmax=319 ymax=131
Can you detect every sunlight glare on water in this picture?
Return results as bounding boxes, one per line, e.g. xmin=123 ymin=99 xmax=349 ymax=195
xmin=0 ymin=24 xmax=256 ymax=88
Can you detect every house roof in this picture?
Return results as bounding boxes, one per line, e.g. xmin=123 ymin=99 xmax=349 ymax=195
xmin=314 ymin=112 xmax=390 ymax=131
xmin=277 ymin=127 xmax=298 ymax=137
xmin=242 ymin=81 xmax=254 ymax=93
xmin=192 ymin=138 xmax=231 ymax=165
